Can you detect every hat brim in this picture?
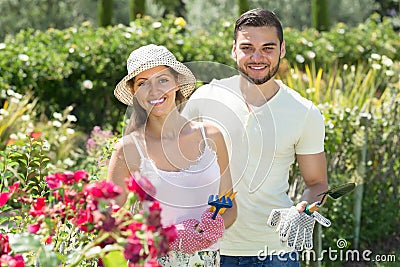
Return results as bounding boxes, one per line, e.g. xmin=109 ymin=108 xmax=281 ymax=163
xmin=114 ymin=59 xmax=196 ymax=106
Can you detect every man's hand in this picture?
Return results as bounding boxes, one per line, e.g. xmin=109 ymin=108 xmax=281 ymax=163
xmin=267 ymin=205 xmax=331 ymax=250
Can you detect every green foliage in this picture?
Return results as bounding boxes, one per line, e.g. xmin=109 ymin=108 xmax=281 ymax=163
xmin=0 ymin=89 xmax=86 ymax=174
xmin=281 ymin=60 xmax=399 ymax=262
xmin=1 ymin=15 xmax=398 ymax=134
xmin=238 ymin=0 xmax=250 ymax=15
xmin=311 ymin=0 xmax=330 ymax=31
xmin=129 ymin=0 xmax=146 ymax=21
xmin=0 ymin=13 xmax=398 ymax=263
xmin=98 ymin=0 xmax=114 ymax=27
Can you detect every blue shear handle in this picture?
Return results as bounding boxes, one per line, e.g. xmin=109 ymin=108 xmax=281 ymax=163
xmin=211 ymin=208 xmax=221 ymax=220
xmin=208 ymin=195 xmax=233 ymax=220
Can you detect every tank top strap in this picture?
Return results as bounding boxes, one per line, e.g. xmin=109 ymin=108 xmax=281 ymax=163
xmin=199 ymin=124 xmax=209 ymax=147
xmin=129 ymin=133 xmax=145 ymax=160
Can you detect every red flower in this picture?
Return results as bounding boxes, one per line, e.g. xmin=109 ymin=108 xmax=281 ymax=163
xmin=161 ymin=225 xmax=177 ymax=244
xmin=127 ymin=221 xmax=145 ymax=233
xmin=147 ymin=201 xmax=162 ymax=229
xmin=125 ymin=174 xmax=156 ymax=201
xmin=45 ymin=236 xmax=53 ymax=244
xmin=28 ymin=222 xmax=41 ymax=234
xmin=46 ymin=174 xmax=62 ymax=189
xmin=60 ymin=171 xmax=75 ymax=185
xmin=73 ymin=170 xmax=89 ymax=183
xmin=144 ymin=259 xmax=161 ymax=267
xmin=0 ymin=192 xmax=11 ymax=208
xmin=0 ymin=254 xmax=25 ymax=267
xmin=124 ymin=236 xmax=143 ymax=263
xmin=29 ymin=197 xmax=46 ymax=217
xmin=0 ymin=181 xmax=20 ymax=207
xmin=8 ymin=182 xmax=20 ymax=194
xmin=0 ymin=233 xmax=11 ymax=255
xmin=84 ymin=180 xmax=122 ymax=199
xmin=30 ymin=131 xmax=42 ymax=140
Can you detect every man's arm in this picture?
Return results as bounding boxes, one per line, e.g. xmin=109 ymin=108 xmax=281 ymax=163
xmin=296 ymin=152 xmax=328 ymax=211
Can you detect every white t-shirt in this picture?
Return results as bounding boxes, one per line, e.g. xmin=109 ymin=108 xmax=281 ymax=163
xmin=182 ymin=76 xmax=325 ymax=256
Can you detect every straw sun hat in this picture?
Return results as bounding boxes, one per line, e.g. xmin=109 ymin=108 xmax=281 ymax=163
xmin=114 ymin=44 xmax=196 ymax=106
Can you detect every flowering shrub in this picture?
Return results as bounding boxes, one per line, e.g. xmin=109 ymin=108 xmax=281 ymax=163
xmin=0 ymin=88 xmax=85 ymax=172
xmin=81 ymin=126 xmax=117 ymax=179
xmin=0 ymin=170 xmax=176 ymax=267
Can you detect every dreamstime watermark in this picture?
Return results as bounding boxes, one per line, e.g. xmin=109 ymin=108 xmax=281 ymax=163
xmin=257 ymin=239 xmax=397 ymax=263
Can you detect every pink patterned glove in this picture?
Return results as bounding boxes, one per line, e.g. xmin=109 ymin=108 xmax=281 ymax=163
xmin=168 ymin=219 xmax=203 ymax=254
xmin=196 ymin=211 xmax=224 ymax=249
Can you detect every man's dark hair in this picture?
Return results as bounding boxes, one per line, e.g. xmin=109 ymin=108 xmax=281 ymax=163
xmin=234 ymin=8 xmax=284 ymax=45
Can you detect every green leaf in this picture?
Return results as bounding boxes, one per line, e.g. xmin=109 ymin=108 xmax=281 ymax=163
xmin=102 ymin=251 xmax=127 ymax=267
xmin=38 ymin=245 xmax=60 ymax=266
xmin=9 ymin=233 xmax=41 ymax=252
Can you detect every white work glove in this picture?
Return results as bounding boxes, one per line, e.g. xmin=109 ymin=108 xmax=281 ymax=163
xmin=267 ymin=206 xmax=331 ymax=250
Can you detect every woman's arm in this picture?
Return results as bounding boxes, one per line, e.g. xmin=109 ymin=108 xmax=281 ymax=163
xmin=107 ymin=140 xmax=140 ymax=206
xmin=204 ymin=124 xmax=237 ymax=229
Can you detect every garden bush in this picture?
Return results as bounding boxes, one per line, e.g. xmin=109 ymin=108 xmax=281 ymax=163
xmin=0 ymin=14 xmax=398 ymax=133
xmin=0 ymin=13 xmax=399 ymax=266
xmin=282 ymin=60 xmax=399 ymax=265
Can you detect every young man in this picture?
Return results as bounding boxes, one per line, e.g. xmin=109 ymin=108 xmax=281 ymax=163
xmin=182 ymin=8 xmax=328 ymax=266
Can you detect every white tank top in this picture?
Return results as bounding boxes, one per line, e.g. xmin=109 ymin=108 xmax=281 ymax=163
xmin=129 ymin=125 xmax=221 ymax=227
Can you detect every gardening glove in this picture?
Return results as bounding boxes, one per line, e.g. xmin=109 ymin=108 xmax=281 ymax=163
xmin=169 ymin=219 xmax=204 ymax=254
xmin=196 ymin=211 xmax=225 ymax=249
xmin=267 ymin=206 xmax=331 ymax=250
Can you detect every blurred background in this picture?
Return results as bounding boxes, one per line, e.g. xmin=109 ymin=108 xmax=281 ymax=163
xmin=1 ymin=0 xmax=399 ymax=40
xmin=0 ymin=1 xmax=399 ymax=266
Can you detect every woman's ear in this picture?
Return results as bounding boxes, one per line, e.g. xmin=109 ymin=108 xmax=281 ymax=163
xmin=176 ymin=75 xmax=184 ymax=92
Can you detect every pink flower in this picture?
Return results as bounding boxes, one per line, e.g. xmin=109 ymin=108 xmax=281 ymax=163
xmin=45 ymin=236 xmax=52 ymax=244
xmin=161 ymin=225 xmax=177 ymax=244
xmin=73 ymin=170 xmax=89 ymax=183
xmin=60 ymin=171 xmax=75 ymax=185
xmin=45 ymin=174 xmax=62 ymax=189
xmin=28 ymin=222 xmax=41 ymax=234
xmin=124 ymin=236 xmax=143 ymax=263
xmin=127 ymin=221 xmax=144 ymax=233
xmin=144 ymin=259 xmax=161 ymax=267
xmin=0 ymin=182 xmax=20 ymax=207
xmin=0 ymin=192 xmax=11 ymax=207
xmin=0 ymin=254 xmax=25 ymax=267
xmin=8 ymin=182 xmax=20 ymax=194
xmin=84 ymin=180 xmax=122 ymax=199
xmin=29 ymin=197 xmax=46 ymax=217
xmin=0 ymin=233 xmax=11 ymax=255
xmin=147 ymin=201 xmax=162 ymax=229
xmin=125 ymin=174 xmax=156 ymax=201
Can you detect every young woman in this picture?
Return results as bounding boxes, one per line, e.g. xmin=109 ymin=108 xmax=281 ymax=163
xmin=107 ymin=44 xmax=236 ymax=266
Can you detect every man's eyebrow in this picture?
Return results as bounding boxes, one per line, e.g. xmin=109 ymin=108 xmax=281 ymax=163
xmin=238 ymin=41 xmax=277 ymax=46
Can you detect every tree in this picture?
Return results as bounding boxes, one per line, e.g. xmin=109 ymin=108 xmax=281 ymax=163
xmin=129 ymin=0 xmax=146 ymax=21
xmin=98 ymin=0 xmax=113 ymax=27
xmin=311 ymin=0 xmax=330 ymax=31
xmin=155 ymin=0 xmax=186 ymax=18
xmin=238 ymin=0 xmax=249 ymax=16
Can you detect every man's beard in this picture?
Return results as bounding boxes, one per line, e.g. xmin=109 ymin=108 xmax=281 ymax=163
xmin=238 ymin=58 xmax=281 ymax=85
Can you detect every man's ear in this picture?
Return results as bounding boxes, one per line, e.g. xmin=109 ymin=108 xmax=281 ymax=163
xmin=280 ymin=40 xmax=286 ymax=58
xmin=231 ymin=40 xmax=237 ymax=60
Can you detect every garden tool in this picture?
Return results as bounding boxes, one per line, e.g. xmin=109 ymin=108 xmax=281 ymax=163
xmin=305 ymin=182 xmax=356 ymax=215
xmin=208 ymin=192 xmax=234 ymax=220
xmin=209 ymin=189 xmax=237 ymax=215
